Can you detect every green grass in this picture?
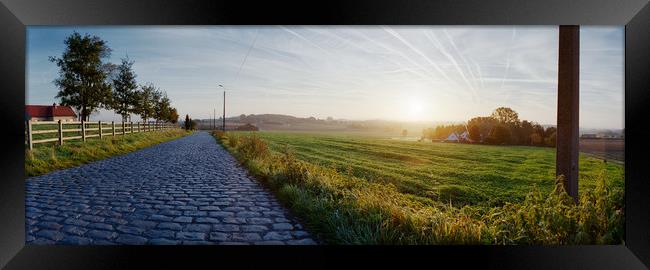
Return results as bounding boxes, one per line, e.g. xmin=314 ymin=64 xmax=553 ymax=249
xmin=26 ymin=129 xmax=190 ymax=177
xmin=214 ymin=131 xmax=624 ymax=245
xmin=246 ymin=131 xmax=623 ymax=207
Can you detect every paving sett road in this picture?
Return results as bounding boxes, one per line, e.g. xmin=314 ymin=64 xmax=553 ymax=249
xmin=25 ymin=131 xmax=316 ymax=245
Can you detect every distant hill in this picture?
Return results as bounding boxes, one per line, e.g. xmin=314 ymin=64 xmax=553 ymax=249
xmin=191 ymin=114 xmax=623 ymax=138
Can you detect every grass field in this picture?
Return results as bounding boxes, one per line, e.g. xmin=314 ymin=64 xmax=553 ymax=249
xmin=215 ymin=131 xmax=625 ymax=245
xmin=25 ymin=129 xmax=190 ymax=177
xmin=253 ymin=131 xmax=624 ymax=207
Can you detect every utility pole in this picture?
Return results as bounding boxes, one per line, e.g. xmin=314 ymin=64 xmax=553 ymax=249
xmin=556 ymin=25 xmax=580 ymax=203
xmin=213 ymin=108 xmax=216 ymax=130
xmin=223 ymin=90 xmax=226 ymax=132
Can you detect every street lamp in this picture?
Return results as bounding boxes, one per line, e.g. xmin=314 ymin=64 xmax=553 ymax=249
xmin=218 ymin=84 xmax=226 ymax=132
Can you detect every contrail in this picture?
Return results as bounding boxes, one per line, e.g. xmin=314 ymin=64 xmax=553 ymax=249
xmin=470 ymin=58 xmax=485 ymax=89
xmin=234 ymin=28 xmax=260 ymax=85
xmin=279 ymin=26 xmax=329 ymax=53
xmin=499 ymin=27 xmax=517 ymax=100
xmin=442 ymin=29 xmax=480 ymax=94
xmin=423 ymin=29 xmax=477 ymax=102
xmin=352 ymin=29 xmax=446 ymax=87
xmin=382 ymin=27 xmax=457 ymax=86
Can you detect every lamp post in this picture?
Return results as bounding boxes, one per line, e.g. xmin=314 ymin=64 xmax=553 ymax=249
xmin=218 ymin=84 xmax=226 ymax=132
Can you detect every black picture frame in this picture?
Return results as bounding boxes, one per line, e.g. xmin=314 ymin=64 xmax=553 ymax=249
xmin=1 ymin=0 xmax=649 ymax=269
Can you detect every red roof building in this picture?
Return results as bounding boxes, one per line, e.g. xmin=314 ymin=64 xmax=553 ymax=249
xmin=25 ymin=104 xmax=77 ymax=121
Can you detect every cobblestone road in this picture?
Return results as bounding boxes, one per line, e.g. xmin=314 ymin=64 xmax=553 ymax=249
xmin=26 ymin=131 xmax=316 ymax=245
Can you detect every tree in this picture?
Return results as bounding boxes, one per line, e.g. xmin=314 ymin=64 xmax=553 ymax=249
xmin=468 ymin=116 xmax=498 ymax=141
xmin=545 ymin=127 xmax=557 ymax=147
xmin=50 ymin=32 xmax=113 ymax=121
xmin=491 ymin=107 xmax=520 ymax=126
xmin=155 ymin=92 xmax=171 ymax=123
xmin=530 ymin=133 xmax=543 ymax=145
xmin=487 ymin=124 xmax=511 ymax=145
xmin=184 ymin=114 xmax=191 ymax=130
xmin=168 ymin=107 xmax=179 ymax=124
xmin=468 ymin=124 xmax=481 ymax=142
xmin=110 ymin=57 xmax=138 ymax=122
xmin=401 ymin=129 xmax=408 ymax=137
xmin=135 ymin=83 xmax=158 ymax=123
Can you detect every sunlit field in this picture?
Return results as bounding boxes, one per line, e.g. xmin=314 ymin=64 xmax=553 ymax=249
xmin=214 ymin=131 xmax=625 ymax=244
xmin=254 ymin=131 xmax=623 ymax=207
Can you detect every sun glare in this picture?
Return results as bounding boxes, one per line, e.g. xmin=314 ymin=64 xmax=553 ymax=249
xmin=406 ymin=97 xmax=426 ymax=121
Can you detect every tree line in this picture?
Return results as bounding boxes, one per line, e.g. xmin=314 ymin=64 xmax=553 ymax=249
xmin=49 ymin=32 xmax=179 ymax=123
xmin=423 ymin=107 xmax=557 ymax=147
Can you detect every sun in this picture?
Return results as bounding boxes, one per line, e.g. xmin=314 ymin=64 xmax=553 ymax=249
xmin=406 ymin=97 xmax=426 ymax=121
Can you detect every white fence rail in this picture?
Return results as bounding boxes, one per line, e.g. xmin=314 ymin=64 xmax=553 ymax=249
xmin=25 ymin=120 xmax=178 ymax=150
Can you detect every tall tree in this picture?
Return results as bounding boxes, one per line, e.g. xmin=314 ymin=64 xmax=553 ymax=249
xmin=111 ymin=57 xmax=138 ymax=122
xmin=155 ymin=92 xmax=171 ymax=123
xmin=49 ymin=32 xmax=113 ymax=121
xmin=491 ymin=107 xmax=520 ymax=126
xmin=184 ymin=114 xmax=191 ymax=130
xmin=136 ymin=83 xmax=158 ymax=123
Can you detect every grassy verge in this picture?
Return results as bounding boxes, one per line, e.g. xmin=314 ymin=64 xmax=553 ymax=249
xmin=26 ymin=129 xmax=191 ymax=177
xmin=213 ymin=131 xmax=624 ymax=245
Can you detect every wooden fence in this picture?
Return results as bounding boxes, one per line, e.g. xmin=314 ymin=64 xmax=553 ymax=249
xmin=25 ymin=120 xmax=178 ymax=150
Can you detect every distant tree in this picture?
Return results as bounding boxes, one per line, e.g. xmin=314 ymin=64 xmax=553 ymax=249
xmin=491 ymin=107 xmax=520 ymax=126
xmin=184 ymin=114 xmax=191 ymax=130
xmin=530 ymin=133 xmax=543 ymax=145
xmin=110 ymin=57 xmax=138 ymax=122
xmin=514 ymin=120 xmax=535 ymax=145
xmin=168 ymin=107 xmax=179 ymax=124
xmin=532 ymin=123 xmax=545 ymax=138
xmin=50 ymin=32 xmax=113 ymax=121
xmin=468 ymin=116 xmax=498 ymax=141
xmin=468 ymin=124 xmax=481 ymax=142
xmin=135 ymin=83 xmax=158 ymax=123
xmin=487 ymin=124 xmax=511 ymax=145
xmin=545 ymin=127 xmax=557 ymax=147
xmin=190 ymin=119 xmax=198 ymax=130
xmin=545 ymin=126 xmax=557 ymax=137
xmin=401 ymin=129 xmax=408 ymax=137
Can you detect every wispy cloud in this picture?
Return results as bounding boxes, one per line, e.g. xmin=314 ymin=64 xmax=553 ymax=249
xmin=26 ymin=26 xmax=624 ymax=128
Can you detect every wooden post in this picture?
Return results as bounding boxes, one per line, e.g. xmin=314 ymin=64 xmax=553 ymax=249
xmin=112 ymin=121 xmax=116 ymax=136
xmin=98 ymin=121 xmax=103 ymax=139
xmin=122 ymin=121 xmax=126 ymax=135
xmin=556 ymin=25 xmax=580 ymax=203
xmin=27 ymin=120 xmax=33 ymax=150
xmin=81 ymin=121 xmax=86 ymax=142
xmin=131 ymin=122 xmax=133 ymax=133
xmin=137 ymin=122 xmax=140 ymax=133
xmin=58 ymin=120 xmax=63 ymax=145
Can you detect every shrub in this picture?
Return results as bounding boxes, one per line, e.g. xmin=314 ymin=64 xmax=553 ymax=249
xmin=212 ymin=130 xmax=226 ymax=140
xmin=237 ymin=133 xmax=269 ymax=160
xmin=277 ymin=146 xmax=310 ymax=184
xmin=228 ymin=133 xmax=240 ymax=148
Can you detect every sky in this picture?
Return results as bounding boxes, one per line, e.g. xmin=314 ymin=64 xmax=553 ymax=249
xmin=27 ymin=26 xmax=624 ymax=129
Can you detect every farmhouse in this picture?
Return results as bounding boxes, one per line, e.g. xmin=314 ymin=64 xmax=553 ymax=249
xmin=445 ymin=131 xmax=470 ymax=142
xmin=25 ymin=103 xmax=77 ymax=122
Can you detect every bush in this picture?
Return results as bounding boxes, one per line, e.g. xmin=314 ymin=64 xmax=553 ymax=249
xmin=483 ymin=174 xmax=624 ymax=244
xmin=236 ymin=133 xmax=269 ymax=160
xmin=212 ymin=130 xmax=226 ymax=140
xmin=228 ymin=133 xmax=240 ymax=148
